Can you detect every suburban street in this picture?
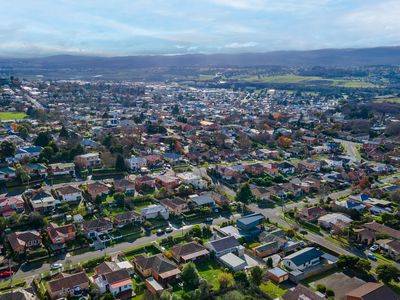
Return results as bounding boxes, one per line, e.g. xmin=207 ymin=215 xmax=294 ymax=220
xmin=334 ymin=138 xmax=362 ymax=160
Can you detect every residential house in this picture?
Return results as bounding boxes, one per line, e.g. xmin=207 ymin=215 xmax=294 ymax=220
xmin=15 ymin=146 xmax=43 ymax=161
xmin=278 ymin=162 xmax=296 ymax=174
xmin=135 ymin=175 xmax=156 ymax=190
xmin=0 ymin=167 xmax=17 ymax=181
xmin=160 ymin=197 xmax=189 ymax=214
xmin=127 ymin=156 xmax=147 ymax=171
xmin=133 ymin=254 xmax=181 ymax=286
xmin=86 ymin=182 xmax=109 ymax=200
xmin=298 ymin=206 xmax=326 ymax=221
xmin=74 ymin=153 xmax=102 ymax=169
xmin=26 ymin=163 xmax=47 ymax=177
xmin=346 ymin=282 xmax=398 ymax=300
xmin=206 ymin=236 xmax=242 ymax=258
xmin=163 ymin=152 xmax=183 ymax=164
xmin=113 ymin=211 xmax=144 ymax=228
xmin=253 ymin=241 xmax=280 ymax=258
xmin=282 ymin=247 xmax=324 ymax=271
xmin=216 ymin=165 xmax=244 ymax=181
xmin=219 ymin=252 xmax=247 ymax=271
xmin=53 ymin=185 xmax=82 ymax=202
xmin=48 ymin=162 xmax=75 ymax=176
xmin=190 ymin=193 xmax=215 ymax=207
xmin=268 ymin=267 xmax=289 ymax=283
xmin=46 ymin=223 xmax=76 ymax=245
xmin=375 ymin=239 xmax=400 ymax=261
xmin=155 ymin=174 xmax=180 ymax=189
xmin=244 ymin=163 xmax=267 ymax=176
xmin=114 ymin=179 xmax=135 ymax=195
xmin=29 ymin=190 xmax=56 ymax=213
xmin=94 ymin=268 xmax=132 ymax=297
xmin=141 ymin=204 xmax=169 ymax=220
xmin=354 ymin=221 xmax=400 ymax=245
xmin=176 ymin=172 xmax=207 ymax=189
xmin=8 ymin=231 xmax=43 ymax=254
xmin=82 ymin=217 xmax=113 ymax=238
xmin=143 ymin=154 xmax=163 ymax=167
xmin=170 ymin=241 xmax=209 ymax=263
xmin=318 ymin=213 xmax=352 ymax=229
xmin=46 ymin=272 xmax=90 ymax=300
xmin=282 ymin=284 xmax=326 ymax=300
xmin=237 ymin=213 xmax=265 ymax=232
xmin=0 ymin=195 xmax=24 ymax=218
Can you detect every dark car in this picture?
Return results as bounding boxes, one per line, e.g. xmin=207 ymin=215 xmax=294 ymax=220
xmin=156 ymin=229 xmax=165 ymax=236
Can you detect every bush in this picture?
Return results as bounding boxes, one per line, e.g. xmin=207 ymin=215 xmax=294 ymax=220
xmin=326 ymin=289 xmax=335 ymax=297
xmin=316 ymin=284 xmax=326 ymax=293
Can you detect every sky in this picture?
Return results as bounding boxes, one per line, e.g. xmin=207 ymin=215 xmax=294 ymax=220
xmin=0 ymin=0 xmax=399 ymax=57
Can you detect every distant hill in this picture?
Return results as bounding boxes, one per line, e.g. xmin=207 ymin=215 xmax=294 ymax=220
xmin=1 ymin=46 xmax=400 ymax=70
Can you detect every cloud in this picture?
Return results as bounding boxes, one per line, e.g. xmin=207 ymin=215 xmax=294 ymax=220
xmin=224 ymin=42 xmax=258 ymax=48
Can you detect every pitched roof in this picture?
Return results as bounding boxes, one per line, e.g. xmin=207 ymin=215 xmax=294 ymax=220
xmin=284 ymin=247 xmax=323 ymax=266
xmin=134 ymin=254 xmax=180 ymax=277
xmin=207 ymin=236 xmax=240 ymax=252
xmin=170 ymin=242 xmax=209 ymax=260
xmin=282 ymin=284 xmax=325 ymax=300
xmin=363 ymin=222 xmax=400 ymax=240
xmin=47 ymin=272 xmax=89 ymax=293
xmin=8 ymin=231 xmax=41 ymax=250
xmin=55 ymin=185 xmax=81 ymax=195
xmin=346 ymin=282 xmax=398 ymax=300
xmin=103 ymin=269 xmax=130 ymax=285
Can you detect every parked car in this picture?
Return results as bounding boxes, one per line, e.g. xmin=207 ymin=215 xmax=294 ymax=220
xmin=165 ymin=227 xmax=173 ymax=233
xmin=369 ymin=245 xmax=379 ymax=252
xmin=205 ymin=217 xmax=213 ymax=222
xmin=51 ymin=263 xmax=63 ymax=270
xmin=156 ymin=229 xmax=165 ymax=236
xmin=0 ymin=270 xmax=14 ymax=278
xmin=367 ymin=253 xmax=377 ymax=261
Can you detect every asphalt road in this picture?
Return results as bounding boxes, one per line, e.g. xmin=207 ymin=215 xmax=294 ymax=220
xmin=333 ymin=138 xmax=362 ymax=161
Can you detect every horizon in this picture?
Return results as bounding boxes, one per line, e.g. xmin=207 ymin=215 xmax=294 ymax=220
xmin=1 ymin=0 xmax=400 ymax=58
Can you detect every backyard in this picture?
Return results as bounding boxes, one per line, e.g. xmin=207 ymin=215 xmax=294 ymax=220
xmin=0 ymin=111 xmax=27 ymax=120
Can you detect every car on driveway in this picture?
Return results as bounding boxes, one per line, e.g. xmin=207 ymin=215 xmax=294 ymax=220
xmin=165 ymin=227 xmax=173 ymax=233
xmin=367 ymin=253 xmax=377 ymax=261
xmin=369 ymin=245 xmax=379 ymax=252
xmin=51 ymin=263 xmax=63 ymax=270
xmin=156 ymin=229 xmax=165 ymax=236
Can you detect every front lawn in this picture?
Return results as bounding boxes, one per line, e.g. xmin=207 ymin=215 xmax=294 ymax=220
xmin=259 ymin=281 xmax=287 ymax=298
xmin=197 ymin=259 xmax=225 ymax=290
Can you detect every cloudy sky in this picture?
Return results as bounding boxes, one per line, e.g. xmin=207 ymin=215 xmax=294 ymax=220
xmin=1 ymin=0 xmax=399 ymax=57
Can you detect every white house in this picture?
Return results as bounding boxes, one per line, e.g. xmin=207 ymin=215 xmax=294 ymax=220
xmin=54 ymin=185 xmax=82 ymax=202
xmin=206 ymin=236 xmax=242 ymax=258
xmin=176 ymin=172 xmax=207 ymax=189
xmin=15 ymin=146 xmax=43 ymax=161
xmin=94 ymin=269 xmax=132 ymax=296
xmin=318 ymin=213 xmax=352 ymax=229
xmin=282 ymin=247 xmax=324 ymax=271
xmin=141 ymin=204 xmax=169 ymax=220
xmin=127 ymin=156 xmax=147 ymax=171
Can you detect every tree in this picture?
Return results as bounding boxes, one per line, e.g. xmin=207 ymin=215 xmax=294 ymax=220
xmin=376 ymin=264 xmax=400 ymax=283
xmin=101 ymin=293 xmax=116 ymax=300
xmin=218 ymin=272 xmax=234 ymax=289
xmin=114 ymin=192 xmax=126 ymax=207
xmin=181 ymin=262 xmax=200 ymax=289
xmin=0 ymin=141 xmax=15 ymax=158
xmin=59 ymin=126 xmax=69 ymax=139
xmin=198 ymin=278 xmax=211 ymax=299
xmin=236 ymin=183 xmax=253 ymax=204
xmin=277 ymin=136 xmax=292 ymax=148
xmin=17 ymin=125 xmax=29 ymax=139
xmin=249 ymin=266 xmax=264 ymax=286
xmin=266 ymin=257 xmax=273 ymax=268
xmin=326 ymin=289 xmax=335 ymax=298
xmin=115 ymin=155 xmax=126 ymax=171
xmin=190 ymin=225 xmax=202 ymax=238
xmin=15 ymin=163 xmax=30 ymax=183
xmin=222 ymin=290 xmax=245 ymax=300
xmin=40 ymin=146 xmax=54 ymax=160
xmin=34 ymin=131 xmax=53 ymax=147
xmin=233 ymin=271 xmax=249 ymax=287
xmin=29 ymin=212 xmax=46 ymax=228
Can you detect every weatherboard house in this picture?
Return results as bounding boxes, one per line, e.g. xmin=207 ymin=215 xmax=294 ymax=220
xmin=282 ymin=247 xmax=324 ymax=272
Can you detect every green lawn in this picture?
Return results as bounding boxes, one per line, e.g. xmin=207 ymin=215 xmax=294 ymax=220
xmin=197 ymin=260 xmax=225 ymax=290
xmin=0 ymin=112 xmax=27 ymax=120
xmin=259 ymin=281 xmax=287 ymax=298
xmin=375 ymin=97 xmax=400 ymax=104
xmin=133 ymin=201 xmax=153 ymax=212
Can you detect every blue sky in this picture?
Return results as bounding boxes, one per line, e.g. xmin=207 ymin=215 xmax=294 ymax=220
xmin=1 ymin=0 xmax=399 ymax=57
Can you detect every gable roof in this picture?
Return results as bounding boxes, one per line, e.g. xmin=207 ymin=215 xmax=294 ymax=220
xmin=134 ymin=254 xmax=179 ymax=277
xmin=207 ymin=236 xmax=240 ymax=252
xmin=284 ymin=247 xmax=323 ymax=266
xmin=47 ymin=272 xmax=89 ymax=293
xmin=363 ymin=222 xmax=400 ymax=240
xmin=346 ymin=282 xmax=398 ymax=300
xmin=170 ymin=242 xmax=209 ymax=260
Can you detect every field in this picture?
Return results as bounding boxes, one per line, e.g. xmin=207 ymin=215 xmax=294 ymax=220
xmin=0 ymin=111 xmax=27 ymax=120
xmin=227 ymin=74 xmax=377 ymax=88
xmin=375 ymin=97 xmax=400 ymax=104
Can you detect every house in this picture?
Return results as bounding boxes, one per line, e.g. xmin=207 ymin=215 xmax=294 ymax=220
xmin=282 ymin=247 xmax=324 ymax=271
xmin=94 ymin=268 xmax=132 ymax=297
xmin=354 ymin=221 xmax=400 ymax=245
xmin=15 ymin=146 xmax=43 ymax=160
xmin=278 ymin=162 xmax=296 ymax=174
xmin=46 ymin=272 xmax=90 ymax=300
xmin=0 ymin=289 xmax=37 ymax=300
xmin=298 ymin=206 xmax=326 ymax=221
xmin=141 ymin=204 xmax=169 ymax=220
xmin=86 ymin=182 xmax=109 ymax=200
xmin=143 ymin=154 xmax=163 ymax=167
xmin=8 ymin=231 xmax=43 ymax=254
xmin=74 ymin=153 xmax=102 ymax=169
xmin=53 ymin=185 xmax=82 ymax=202
xmin=82 ymin=217 xmax=113 ymax=237
xmin=29 ymin=190 xmax=56 ymax=213
xmin=48 ymin=162 xmax=75 ymax=176
xmin=133 ymin=254 xmax=181 ymax=286
xmin=219 ymin=252 xmax=247 ymax=271
xmin=237 ymin=213 xmax=265 ymax=231
xmin=160 ymin=197 xmax=189 ymax=214
xmin=46 ymin=223 xmax=76 ymax=245
xmin=346 ymin=282 xmax=398 ymax=300
xmin=190 ymin=193 xmax=215 ymax=207
xmin=376 ymin=239 xmax=400 ymax=261
xmin=244 ymin=163 xmax=267 ymax=176
xmin=318 ymin=213 xmax=352 ymax=229
xmin=127 ymin=156 xmax=147 ymax=171
xmin=155 ymin=174 xmax=180 ymax=188
xmin=26 ymin=163 xmax=47 ymax=177
xmin=206 ymin=236 xmax=242 ymax=257
xmin=268 ymin=267 xmax=289 ymax=283
xmin=282 ymin=284 xmax=326 ymax=300
xmin=336 ymin=200 xmax=366 ymax=212
xmin=135 ymin=175 xmax=156 ymax=190
xmin=0 ymin=167 xmax=17 ymax=181
xmin=297 ymin=161 xmax=321 ymax=173
xmin=216 ymin=165 xmax=244 ymax=181
xmin=114 ymin=179 xmax=135 ymax=195
xmin=176 ymin=172 xmax=207 ymax=189
xmin=170 ymin=241 xmax=209 ymax=263
xmin=0 ymin=195 xmax=24 ymax=218
xmin=253 ymin=241 xmax=280 ymax=258
xmin=113 ymin=211 xmax=144 ymax=228
xmin=163 ymin=152 xmax=183 ymax=164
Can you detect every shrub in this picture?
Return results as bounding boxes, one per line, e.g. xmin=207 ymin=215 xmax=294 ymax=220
xmin=316 ymin=284 xmax=326 ymax=293
xmin=326 ymin=289 xmax=335 ymax=297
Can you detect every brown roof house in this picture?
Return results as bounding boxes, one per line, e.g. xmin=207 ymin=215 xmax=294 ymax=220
xmin=8 ymin=231 xmax=43 ymax=254
xmin=133 ymin=253 xmax=181 ymax=286
xmin=82 ymin=217 xmax=113 ymax=238
xmin=46 ymin=223 xmax=76 ymax=250
xmin=354 ymin=221 xmax=400 ymax=245
xmin=53 ymin=185 xmax=82 ymax=203
xmin=46 ymin=272 xmax=90 ymax=300
xmin=86 ymin=182 xmax=109 ymax=200
xmin=93 ymin=268 xmax=133 ymax=297
xmin=298 ymin=206 xmax=326 ymax=221
xmin=282 ymin=284 xmax=326 ymax=300
xmin=376 ymin=239 xmax=400 ymax=261
xmin=160 ymin=197 xmax=189 ymax=214
xmin=170 ymin=241 xmax=209 ymax=263
xmin=346 ymin=282 xmax=398 ymax=300
xmin=113 ymin=211 xmax=144 ymax=228
xmin=113 ymin=179 xmax=135 ymax=195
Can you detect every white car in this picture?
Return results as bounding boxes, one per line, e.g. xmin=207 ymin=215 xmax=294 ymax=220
xmin=51 ymin=263 xmax=63 ymax=270
xmin=369 ymin=245 xmax=379 ymax=252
